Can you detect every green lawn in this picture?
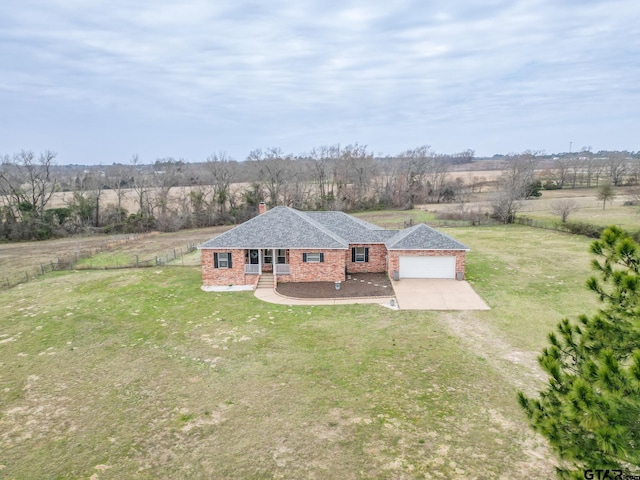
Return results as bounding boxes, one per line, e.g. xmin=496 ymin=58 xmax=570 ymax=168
xmin=0 ymin=225 xmax=601 ymax=479
xmin=521 ymin=204 xmax=639 ymax=231
xmin=352 ymin=209 xmax=439 ymax=229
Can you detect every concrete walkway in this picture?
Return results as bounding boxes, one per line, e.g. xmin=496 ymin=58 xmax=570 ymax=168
xmin=254 ymin=286 xmax=396 ymax=307
xmin=391 ymin=279 xmax=490 ymax=310
xmin=253 ymin=279 xmax=489 ymax=310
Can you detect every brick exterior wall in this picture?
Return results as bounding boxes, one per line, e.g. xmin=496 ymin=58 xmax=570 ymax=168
xmin=387 ymin=250 xmax=466 ymax=279
xmin=345 ymin=243 xmax=387 ymax=274
xmin=201 ymin=246 xmax=465 ymax=287
xmin=278 ymin=249 xmax=346 ymax=283
xmin=201 ymin=249 xmax=260 ymax=287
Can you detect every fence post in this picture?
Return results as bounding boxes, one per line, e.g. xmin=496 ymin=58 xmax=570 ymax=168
xmin=41 ymin=264 xmax=45 ymax=275
xmin=135 ymin=255 xmax=139 ymax=268
xmin=174 ymin=248 xmax=177 ymax=259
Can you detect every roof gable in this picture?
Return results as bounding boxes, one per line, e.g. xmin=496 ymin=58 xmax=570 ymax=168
xmin=198 ymin=206 xmax=348 ymax=249
xmin=304 ymin=211 xmax=391 ymax=243
xmin=199 ymin=207 xmax=468 ymax=252
xmin=385 ymin=223 xmax=469 ymax=250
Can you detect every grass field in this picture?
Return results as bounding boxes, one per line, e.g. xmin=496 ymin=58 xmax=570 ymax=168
xmin=0 ymin=226 xmax=230 ymax=288
xmin=353 ymin=186 xmax=639 ymax=231
xmin=0 ymin=223 xmax=603 ymax=479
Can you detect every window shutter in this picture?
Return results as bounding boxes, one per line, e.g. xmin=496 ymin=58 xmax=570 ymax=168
xmin=319 ymin=253 xmax=324 ymax=263
xmin=303 ymin=253 xmax=307 ymax=263
xmin=351 ymin=248 xmax=356 ymax=262
xmin=214 ymin=252 xmax=218 ymax=268
xmin=228 ymin=253 xmax=232 ymax=268
xmin=364 ymin=248 xmax=369 ymax=263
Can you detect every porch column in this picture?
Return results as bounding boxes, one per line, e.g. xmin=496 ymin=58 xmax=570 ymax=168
xmin=272 ymin=248 xmax=276 ymax=280
xmin=259 ymin=249 xmax=262 ymax=275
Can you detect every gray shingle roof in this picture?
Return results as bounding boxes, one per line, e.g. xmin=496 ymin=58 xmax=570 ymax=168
xmin=198 ymin=206 xmax=348 ymax=249
xmin=304 ymin=211 xmax=391 ymax=243
xmin=198 ymin=207 xmax=468 ymax=252
xmin=385 ymin=223 xmax=469 ymax=250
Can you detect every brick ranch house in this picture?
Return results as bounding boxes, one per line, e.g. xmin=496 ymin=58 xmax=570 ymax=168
xmin=198 ymin=203 xmax=469 ymax=290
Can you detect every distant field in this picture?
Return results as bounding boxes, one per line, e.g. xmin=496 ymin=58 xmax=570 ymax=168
xmin=0 ymin=226 xmax=229 ymax=288
xmin=515 ymin=188 xmax=639 ymax=230
xmin=0 ymin=224 xmax=603 ymax=478
xmin=355 ymin=187 xmax=639 ymax=231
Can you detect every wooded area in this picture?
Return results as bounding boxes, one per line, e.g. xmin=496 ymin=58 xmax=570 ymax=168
xmin=1 ymin=145 xmax=639 ymax=241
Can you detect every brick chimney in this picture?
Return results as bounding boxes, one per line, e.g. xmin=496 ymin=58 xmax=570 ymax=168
xmin=258 ymin=201 xmax=267 ymax=215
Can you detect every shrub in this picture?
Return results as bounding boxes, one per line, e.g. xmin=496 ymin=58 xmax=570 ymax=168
xmin=558 ymin=221 xmax=605 ymax=239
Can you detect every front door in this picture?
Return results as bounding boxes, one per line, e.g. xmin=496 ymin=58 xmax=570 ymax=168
xmin=248 ymin=249 xmax=259 ymax=265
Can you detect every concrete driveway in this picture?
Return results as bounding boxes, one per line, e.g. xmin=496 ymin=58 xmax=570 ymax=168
xmin=391 ymin=279 xmax=490 ymax=310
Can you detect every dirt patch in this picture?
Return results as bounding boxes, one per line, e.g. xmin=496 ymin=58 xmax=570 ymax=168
xmin=276 ymin=273 xmax=393 ymax=298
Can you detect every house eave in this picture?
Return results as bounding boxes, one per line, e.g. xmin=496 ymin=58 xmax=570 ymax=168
xmin=386 ymin=247 xmax=470 ymax=252
xmin=199 ymin=245 xmax=349 ymax=250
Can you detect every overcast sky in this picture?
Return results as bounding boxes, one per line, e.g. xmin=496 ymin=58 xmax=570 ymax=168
xmin=1 ymin=0 xmax=638 ymax=164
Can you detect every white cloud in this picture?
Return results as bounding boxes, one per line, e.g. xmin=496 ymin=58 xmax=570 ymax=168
xmin=0 ymin=0 xmax=638 ymax=162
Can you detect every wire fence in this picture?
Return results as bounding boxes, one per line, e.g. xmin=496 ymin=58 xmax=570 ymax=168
xmin=42 ymin=243 xmax=198 ymax=272
xmin=513 ymin=216 xmax=607 ymax=238
xmin=1 ymin=234 xmax=200 ymax=292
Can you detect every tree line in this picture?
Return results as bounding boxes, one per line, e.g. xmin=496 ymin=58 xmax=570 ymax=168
xmin=1 ymin=145 xmax=639 ymax=241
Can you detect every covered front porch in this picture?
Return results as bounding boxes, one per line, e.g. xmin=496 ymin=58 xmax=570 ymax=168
xmin=244 ymin=249 xmax=290 ymax=275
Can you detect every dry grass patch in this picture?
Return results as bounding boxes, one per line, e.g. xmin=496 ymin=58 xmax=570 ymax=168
xmin=0 ymin=264 xmax=560 ymax=479
xmin=1 ymin=225 xmax=602 ymax=479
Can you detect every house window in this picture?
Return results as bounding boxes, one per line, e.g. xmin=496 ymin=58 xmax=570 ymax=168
xmin=352 ymin=247 xmax=369 ymax=263
xmin=263 ymin=251 xmax=273 ymax=264
xmin=277 ymin=249 xmax=287 ymax=264
xmin=214 ymin=252 xmax=232 ymax=269
xmin=303 ymin=252 xmax=324 ymax=263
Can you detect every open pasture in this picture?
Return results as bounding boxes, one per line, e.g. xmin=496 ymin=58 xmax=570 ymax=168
xmin=0 ymin=224 xmax=601 ymax=478
xmin=0 ymin=226 xmax=230 ymax=288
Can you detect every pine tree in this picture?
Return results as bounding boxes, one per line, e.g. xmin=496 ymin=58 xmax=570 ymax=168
xmin=518 ymin=226 xmax=640 ymax=478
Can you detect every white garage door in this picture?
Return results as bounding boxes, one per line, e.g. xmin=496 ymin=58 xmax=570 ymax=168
xmin=399 ymin=256 xmax=456 ymax=279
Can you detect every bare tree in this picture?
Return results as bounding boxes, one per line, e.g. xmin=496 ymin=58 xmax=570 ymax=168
xmin=152 ymin=158 xmax=185 ymax=231
xmin=551 ymin=198 xmax=578 ymax=223
xmin=567 ymin=156 xmax=585 ymax=189
xmin=628 ymin=158 xmax=640 ymax=186
xmin=584 ymin=157 xmax=603 ymax=188
xmin=597 ymin=181 xmax=615 ymax=210
xmin=104 ymin=163 xmax=130 ymax=224
xmin=454 ymin=149 xmax=475 ymax=164
xmin=607 ymin=152 xmax=629 ymax=186
xmin=553 ymin=157 xmax=571 ymax=189
xmin=341 ymin=143 xmax=376 ymax=209
xmin=66 ymin=171 xmax=100 ymax=229
xmin=309 ymin=145 xmax=340 ymax=209
xmin=205 ymin=152 xmax=236 ymax=218
xmin=130 ymin=154 xmax=152 ymax=217
xmin=282 ymin=159 xmax=313 ymax=209
xmin=490 ymin=152 xmax=539 ymax=223
xmin=428 ymin=156 xmax=452 ymax=203
xmin=0 ymin=150 xmax=57 ymax=222
xmin=85 ymin=169 xmax=105 ymax=227
xmin=253 ymin=147 xmax=291 ymax=207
